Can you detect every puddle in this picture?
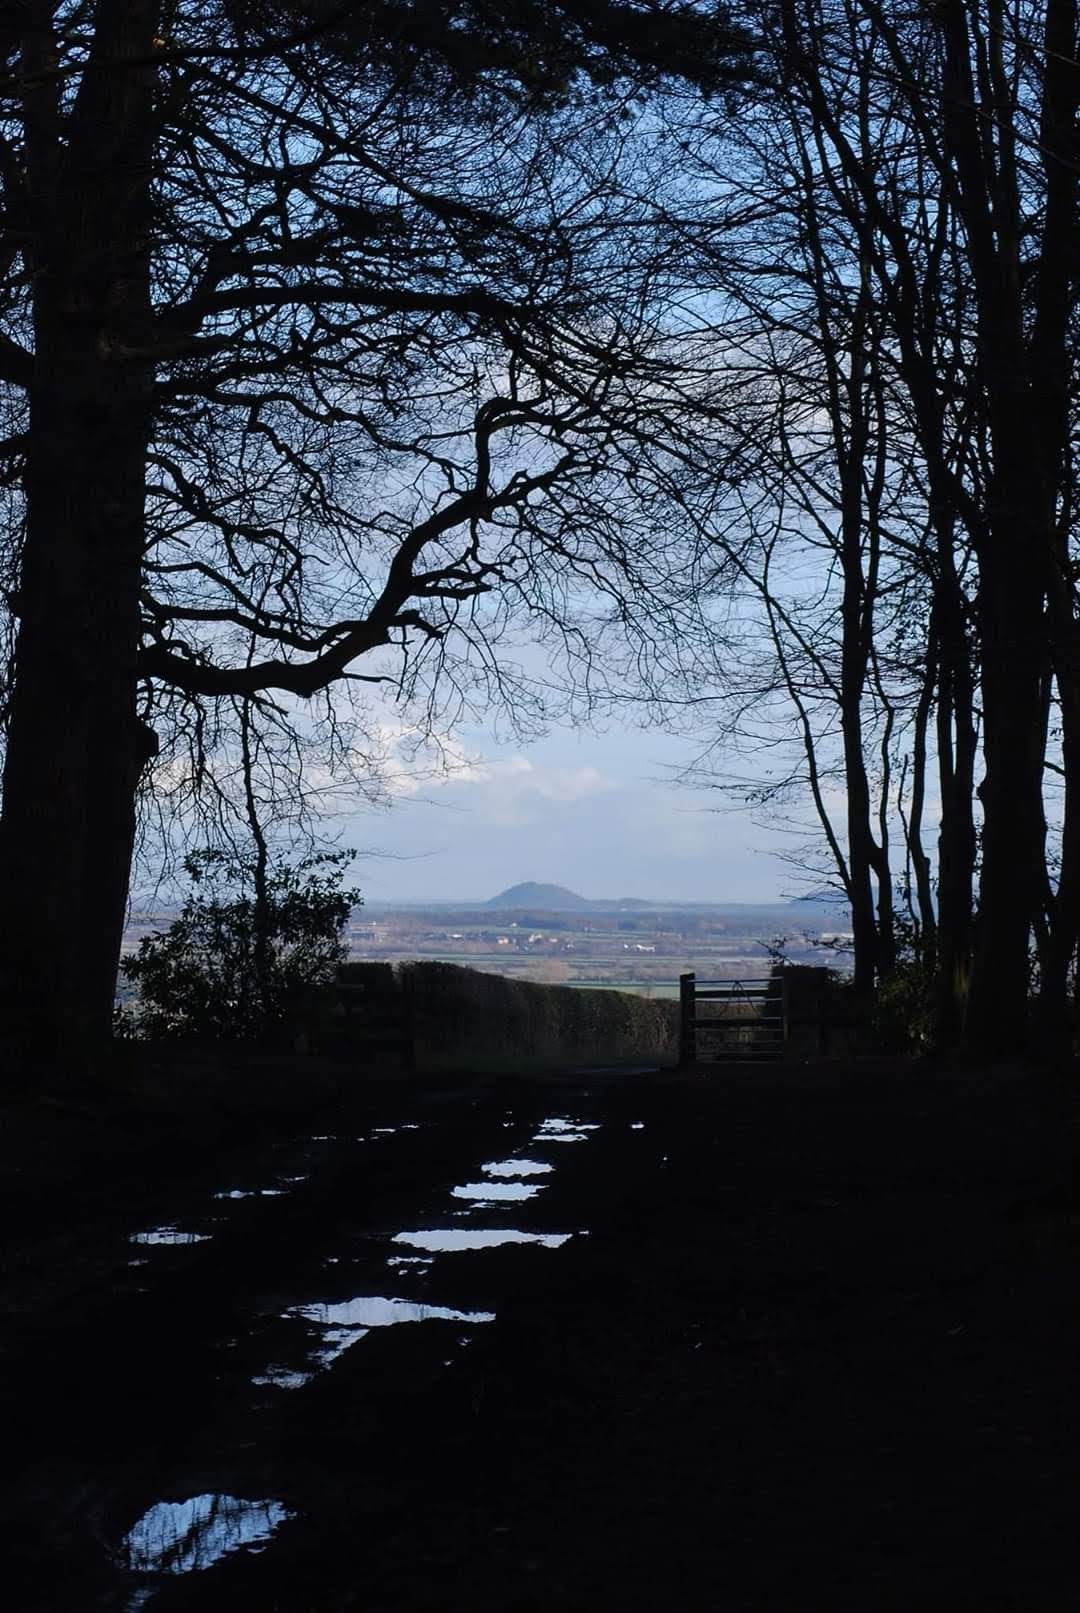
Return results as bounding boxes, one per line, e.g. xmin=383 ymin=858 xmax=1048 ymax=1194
xmin=294 ymin=1296 xmax=495 ymax=1329
xmin=533 ymin=1117 xmax=600 ymax=1144
xmin=261 ymin=1296 xmax=495 ymax=1383
xmin=130 ymin=1227 xmax=212 ymax=1246
xmin=252 ymin=1367 xmax=313 ymax=1390
xmin=386 ymin=1255 xmax=433 ymax=1269
xmin=393 ymin=1229 xmax=573 ymax=1252
xmin=451 ymin=1181 xmax=542 ymax=1202
xmin=372 ymin=1124 xmax=422 ymax=1135
xmin=482 ymin=1158 xmax=553 ymax=1178
xmin=122 ymin=1493 xmax=293 ymax=1575
xmin=214 ymin=1189 xmax=286 ymax=1200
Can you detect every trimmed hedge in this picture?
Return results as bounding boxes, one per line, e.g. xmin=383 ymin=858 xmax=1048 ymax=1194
xmin=400 ymin=962 xmax=677 ymax=1069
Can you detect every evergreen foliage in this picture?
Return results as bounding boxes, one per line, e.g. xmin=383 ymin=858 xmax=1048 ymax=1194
xmin=122 ymin=850 xmax=359 ymax=1042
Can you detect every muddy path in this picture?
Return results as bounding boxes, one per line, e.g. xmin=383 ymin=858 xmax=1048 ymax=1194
xmin=5 ymin=1059 xmax=1080 ymax=1610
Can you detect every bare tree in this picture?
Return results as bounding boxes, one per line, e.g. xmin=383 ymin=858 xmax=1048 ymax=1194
xmin=653 ymin=0 xmax=1075 ymax=1053
xmin=0 ymin=1 xmax=755 ymax=1061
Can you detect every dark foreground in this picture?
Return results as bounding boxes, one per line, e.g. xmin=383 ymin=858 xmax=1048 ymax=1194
xmin=3 ymin=1055 xmax=1080 ymax=1610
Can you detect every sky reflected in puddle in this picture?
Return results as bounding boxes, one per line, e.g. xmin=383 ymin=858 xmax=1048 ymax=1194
xmin=482 ymin=1158 xmax=553 ymax=1178
xmin=258 ymin=1295 xmax=495 ymax=1383
xmin=130 ymin=1227 xmax=212 ymax=1246
xmin=295 ymin=1296 xmax=495 ymax=1329
xmin=122 ymin=1493 xmax=292 ymax=1575
xmin=451 ymin=1181 xmax=542 ymax=1202
xmin=532 ymin=1117 xmax=600 ymax=1144
xmin=393 ymin=1229 xmax=573 ymax=1252
xmin=214 ymin=1188 xmax=285 ymax=1200
xmin=252 ymin=1366 xmax=313 ymax=1390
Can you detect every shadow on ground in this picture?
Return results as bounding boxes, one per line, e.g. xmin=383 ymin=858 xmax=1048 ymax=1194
xmin=3 ymin=1055 xmax=1079 ymax=1610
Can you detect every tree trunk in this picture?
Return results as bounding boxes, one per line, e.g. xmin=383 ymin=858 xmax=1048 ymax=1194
xmin=934 ymin=563 xmax=978 ymax=1049
xmin=0 ymin=0 xmax=158 ymax=1061
xmin=964 ymin=533 xmax=1046 ymax=1056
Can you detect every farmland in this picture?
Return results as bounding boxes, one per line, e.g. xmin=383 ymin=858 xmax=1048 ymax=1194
xmin=338 ymin=899 xmax=851 ymax=992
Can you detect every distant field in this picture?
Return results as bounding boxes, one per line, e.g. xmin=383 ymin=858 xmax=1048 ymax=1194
xmin=569 ymin=981 xmax=682 ymax=999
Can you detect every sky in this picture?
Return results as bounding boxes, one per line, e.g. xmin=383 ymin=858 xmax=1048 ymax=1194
xmin=340 ymin=718 xmax=805 ymax=906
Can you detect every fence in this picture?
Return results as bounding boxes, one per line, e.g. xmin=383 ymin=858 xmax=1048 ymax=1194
xmin=678 ymin=967 xmax=859 ymax=1065
xmin=678 ymin=974 xmax=783 ymax=1063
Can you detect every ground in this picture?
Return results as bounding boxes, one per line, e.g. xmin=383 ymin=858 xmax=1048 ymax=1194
xmin=2 ymin=1052 xmax=1079 ymax=1610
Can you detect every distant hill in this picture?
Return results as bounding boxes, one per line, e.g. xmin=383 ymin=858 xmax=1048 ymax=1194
xmin=382 ymin=881 xmax=851 ymax=914
xmin=485 ymin=882 xmax=595 ymax=911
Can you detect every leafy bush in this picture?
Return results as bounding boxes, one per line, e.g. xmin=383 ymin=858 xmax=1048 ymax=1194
xmin=121 ymin=849 xmax=360 ymax=1043
xmin=872 ymin=960 xmax=936 ymax=1053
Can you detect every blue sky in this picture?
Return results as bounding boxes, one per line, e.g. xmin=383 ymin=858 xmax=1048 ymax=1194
xmin=342 ymin=719 xmax=799 ymax=905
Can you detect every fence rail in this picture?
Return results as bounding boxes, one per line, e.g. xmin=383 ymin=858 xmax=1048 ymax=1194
xmin=678 ymin=968 xmax=858 ymax=1065
xmin=678 ymin=974 xmax=784 ymax=1063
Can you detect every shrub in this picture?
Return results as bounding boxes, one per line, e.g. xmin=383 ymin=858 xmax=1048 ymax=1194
xmin=398 ymin=961 xmax=677 ymax=1068
xmin=873 ymin=961 xmax=936 ymax=1053
xmin=121 ymin=848 xmax=360 ymax=1043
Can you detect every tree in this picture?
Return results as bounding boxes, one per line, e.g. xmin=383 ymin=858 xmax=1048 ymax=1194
xmin=659 ymin=0 xmax=1077 ymax=1053
xmin=120 ymin=846 xmax=358 ymax=1040
xmin=0 ymin=1 xmax=756 ymax=1061
xmin=774 ymin=0 xmax=1080 ymax=1054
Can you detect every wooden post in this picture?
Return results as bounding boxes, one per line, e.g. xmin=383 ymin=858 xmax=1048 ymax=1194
xmin=678 ymin=972 xmax=696 ymax=1068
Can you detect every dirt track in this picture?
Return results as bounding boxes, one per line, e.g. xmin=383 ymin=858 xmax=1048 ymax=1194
xmin=4 ymin=1057 xmax=1080 ymax=1610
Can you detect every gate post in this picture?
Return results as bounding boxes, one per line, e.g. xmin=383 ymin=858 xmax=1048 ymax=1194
xmin=678 ymin=972 xmax=696 ymax=1068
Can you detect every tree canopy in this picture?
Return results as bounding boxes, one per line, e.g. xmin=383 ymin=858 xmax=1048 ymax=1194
xmin=0 ymin=0 xmax=756 ymax=1058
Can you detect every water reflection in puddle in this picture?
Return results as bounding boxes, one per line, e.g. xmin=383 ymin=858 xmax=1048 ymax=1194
xmin=631 ymin=1123 xmax=645 ymax=1131
xmin=386 ymin=1255 xmax=433 ymax=1270
xmin=259 ymin=1295 xmax=494 ymax=1385
xmin=393 ymin=1229 xmax=572 ymax=1252
xmin=451 ymin=1181 xmax=542 ymax=1202
xmin=252 ymin=1366 xmax=312 ymax=1390
xmin=122 ymin=1493 xmax=292 ymax=1575
xmin=130 ymin=1227 xmax=212 ymax=1246
xmin=295 ymin=1296 xmax=495 ymax=1329
xmin=533 ymin=1117 xmax=600 ymax=1144
xmin=214 ymin=1188 xmax=286 ymax=1200
xmin=482 ymin=1158 xmax=553 ymax=1178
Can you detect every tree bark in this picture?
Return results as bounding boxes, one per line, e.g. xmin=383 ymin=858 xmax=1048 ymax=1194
xmin=0 ymin=0 xmax=158 ymax=1059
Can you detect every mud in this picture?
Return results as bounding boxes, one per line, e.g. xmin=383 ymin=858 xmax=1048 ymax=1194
xmin=3 ymin=1058 xmax=1080 ymax=1610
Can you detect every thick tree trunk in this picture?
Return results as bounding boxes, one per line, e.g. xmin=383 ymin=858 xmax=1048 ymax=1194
xmin=0 ymin=0 xmax=158 ymax=1060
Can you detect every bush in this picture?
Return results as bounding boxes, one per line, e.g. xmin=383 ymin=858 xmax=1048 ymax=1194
xmin=873 ymin=961 xmax=936 ymax=1053
xmin=398 ymin=962 xmax=677 ymax=1069
xmin=121 ymin=848 xmax=360 ymax=1043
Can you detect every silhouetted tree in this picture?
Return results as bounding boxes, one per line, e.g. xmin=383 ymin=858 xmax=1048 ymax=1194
xmin=0 ymin=1 xmax=756 ymax=1061
xmin=664 ymin=0 xmax=1076 ymax=1053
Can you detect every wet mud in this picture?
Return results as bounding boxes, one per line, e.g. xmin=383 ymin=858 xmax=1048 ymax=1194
xmin=4 ymin=1059 xmax=1080 ymax=1609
